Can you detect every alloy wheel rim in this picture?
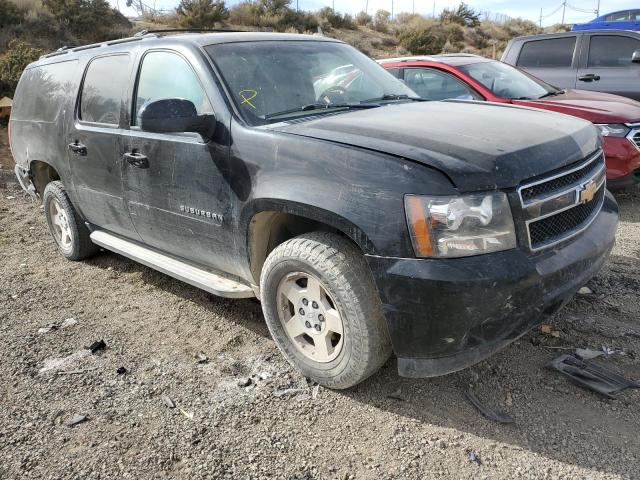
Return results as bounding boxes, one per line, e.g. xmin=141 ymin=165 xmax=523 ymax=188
xmin=276 ymin=272 xmax=344 ymax=363
xmin=49 ymin=198 xmax=73 ymax=250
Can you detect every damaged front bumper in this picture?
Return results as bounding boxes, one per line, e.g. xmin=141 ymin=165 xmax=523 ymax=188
xmin=366 ymin=190 xmax=619 ymax=378
xmin=14 ymin=164 xmax=37 ymax=198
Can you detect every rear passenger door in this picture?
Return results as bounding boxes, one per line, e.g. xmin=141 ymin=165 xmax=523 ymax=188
xmin=576 ymin=33 xmax=640 ymax=100
xmin=514 ymin=36 xmax=579 ymax=89
xmin=67 ymin=53 xmax=141 ymax=239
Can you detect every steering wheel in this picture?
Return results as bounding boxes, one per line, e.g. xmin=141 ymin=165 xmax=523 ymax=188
xmin=318 ymin=86 xmax=348 ymax=105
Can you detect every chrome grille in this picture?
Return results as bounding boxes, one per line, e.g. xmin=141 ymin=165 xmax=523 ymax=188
xmin=518 ymin=150 xmax=606 ymax=251
xmin=632 ymin=130 xmax=640 ymax=149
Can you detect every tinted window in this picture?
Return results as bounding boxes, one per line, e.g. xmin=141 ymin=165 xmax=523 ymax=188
xmin=459 ymin=61 xmax=555 ymax=100
xmin=631 ymin=10 xmax=640 ymax=20
xmin=517 ymin=37 xmax=576 ymax=68
xmin=588 ymin=35 xmax=640 ymax=67
xmin=12 ymin=60 xmax=78 ymax=122
xmin=605 ymin=11 xmax=629 ymax=21
xmin=134 ymin=51 xmax=211 ymax=125
xmin=386 ymin=67 xmax=400 ymax=78
xmin=404 ymin=68 xmax=478 ymax=101
xmin=80 ymin=55 xmax=129 ymax=125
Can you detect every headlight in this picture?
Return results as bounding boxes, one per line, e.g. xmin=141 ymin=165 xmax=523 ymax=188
xmin=596 ymin=124 xmax=630 ymax=137
xmin=405 ymin=192 xmax=516 ymax=258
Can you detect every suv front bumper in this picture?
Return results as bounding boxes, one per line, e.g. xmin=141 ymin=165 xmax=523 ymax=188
xmin=366 ymin=190 xmax=618 ymax=378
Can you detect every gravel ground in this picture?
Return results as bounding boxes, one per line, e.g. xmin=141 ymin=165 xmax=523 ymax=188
xmin=0 ymin=180 xmax=639 ymax=480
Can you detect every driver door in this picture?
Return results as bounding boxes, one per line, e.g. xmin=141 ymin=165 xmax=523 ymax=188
xmin=122 ymin=49 xmax=236 ymax=274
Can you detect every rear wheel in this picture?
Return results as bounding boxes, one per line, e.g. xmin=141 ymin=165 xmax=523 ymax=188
xmin=260 ymin=232 xmax=391 ymax=389
xmin=43 ymin=181 xmax=99 ymax=261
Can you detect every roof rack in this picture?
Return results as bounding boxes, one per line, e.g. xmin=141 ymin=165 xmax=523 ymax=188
xmin=134 ymin=28 xmax=244 ymax=37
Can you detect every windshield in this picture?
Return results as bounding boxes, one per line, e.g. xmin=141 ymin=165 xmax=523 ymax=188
xmin=205 ymin=41 xmax=418 ymax=125
xmin=458 ymin=61 xmax=558 ymax=100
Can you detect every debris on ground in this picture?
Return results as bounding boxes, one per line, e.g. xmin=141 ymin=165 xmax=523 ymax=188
xmin=116 ymin=367 xmax=128 ymax=375
xmin=64 ymin=414 xmax=88 ymax=427
xmin=38 ymin=323 xmax=60 ymax=335
xmin=575 ymin=348 xmax=604 ymax=360
xmin=468 ymin=451 xmax=481 ymax=465
xmin=161 ymin=395 xmax=176 ymax=409
xmin=578 ymin=286 xmax=593 ymax=295
xmin=540 ymin=324 xmax=553 ymax=334
xmin=56 ymin=368 xmax=97 ymax=376
xmin=464 ymin=390 xmax=515 ymax=424
xmin=195 ymin=352 xmax=209 ymax=364
xmin=39 ymin=350 xmax=91 ymax=374
xmin=273 ymin=387 xmax=307 ymax=398
xmin=86 ymin=340 xmax=106 ymax=354
xmin=386 ymin=388 xmax=406 ymax=402
xmin=60 ymin=318 xmax=78 ymax=329
xmin=312 ymin=385 xmax=321 ymax=399
xmin=179 ymin=408 xmax=194 ymax=420
xmin=237 ymin=377 xmax=252 ymax=387
xmin=602 ymin=346 xmax=626 ymax=357
xmin=547 ymin=354 xmax=640 ymax=398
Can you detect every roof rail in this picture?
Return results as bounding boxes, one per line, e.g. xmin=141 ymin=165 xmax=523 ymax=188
xmin=134 ymin=28 xmax=244 ymax=37
xmin=40 ymin=36 xmax=145 ymax=59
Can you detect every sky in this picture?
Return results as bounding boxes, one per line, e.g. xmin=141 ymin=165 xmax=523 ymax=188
xmin=108 ymin=0 xmax=639 ymax=27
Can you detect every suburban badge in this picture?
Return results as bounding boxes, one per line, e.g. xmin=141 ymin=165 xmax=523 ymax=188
xmin=179 ymin=205 xmax=223 ymax=223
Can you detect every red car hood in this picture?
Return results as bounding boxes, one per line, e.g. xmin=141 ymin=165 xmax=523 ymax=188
xmin=512 ymin=89 xmax=640 ymax=124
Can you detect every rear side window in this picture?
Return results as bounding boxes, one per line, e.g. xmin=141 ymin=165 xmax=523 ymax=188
xmin=133 ymin=51 xmax=211 ymax=125
xmin=588 ymin=35 xmax=640 ymax=67
xmin=80 ymin=55 xmax=130 ymax=125
xmin=605 ymin=11 xmax=630 ymax=21
xmin=11 ymin=60 xmax=78 ymax=122
xmin=386 ymin=67 xmax=400 ymax=78
xmin=517 ymin=37 xmax=576 ymax=68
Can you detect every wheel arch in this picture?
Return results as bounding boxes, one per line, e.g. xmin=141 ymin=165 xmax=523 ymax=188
xmin=243 ymin=199 xmax=376 ymax=285
xmin=29 ymin=160 xmax=61 ymax=197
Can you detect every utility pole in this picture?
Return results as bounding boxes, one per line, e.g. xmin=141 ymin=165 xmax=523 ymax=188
xmin=391 ymin=0 xmax=394 ymax=19
xmin=296 ymin=0 xmax=299 ymax=12
xmin=539 ymin=7 xmax=543 ymax=27
xmin=433 ymin=1 xmax=436 ymax=18
xmin=365 ymin=0 xmax=369 ymax=14
xmin=561 ymin=1 xmax=566 ymax=24
xmin=595 ymin=0 xmax=600 ymax=17
xmin=413 ymin=0 xmax=415 ymax=14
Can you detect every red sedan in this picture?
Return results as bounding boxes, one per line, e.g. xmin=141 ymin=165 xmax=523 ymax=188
xmin=379 ymin=55 xmax=640 ymax=189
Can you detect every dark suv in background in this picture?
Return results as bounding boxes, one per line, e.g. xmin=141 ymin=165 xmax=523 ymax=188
xmin=9 ymin=32 xmax=618 ymax=389
xmin=502 ymin=30 xmax=640 ymax=100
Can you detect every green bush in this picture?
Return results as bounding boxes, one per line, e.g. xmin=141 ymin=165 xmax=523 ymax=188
xmin=0 ymin=40 xmax=43 ymax=97
xmin=355 ymin=11 xmax=371 ymax=26
xmin=372 ymin=9 xmax=390 ymax=33
xmin=397 ymin=24 xmax=446 ymax=55
xmin=176 ymin=0 xmax=229 ymax=28
xmin=42 ymin=0 xmax=131 ymax=42
xmin=0 ymin=0 xmax=25 ymax=28
xmin=229 ymin=0 xmax=317 ymax=32
xmin=440 ymin=2 xmax=480 ymax=27
xmin=316 ymin=7 xmax=355 ymax=30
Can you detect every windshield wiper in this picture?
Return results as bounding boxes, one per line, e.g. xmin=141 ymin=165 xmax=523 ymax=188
xmin=361 ymin=94 xmax=426 ymax=103
xmin=263 ymin=103 xmax=379 ymax=120
xmin=537 ymin=89 xmax=566 ymax=99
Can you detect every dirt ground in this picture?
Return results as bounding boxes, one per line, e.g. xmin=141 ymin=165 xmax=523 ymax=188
xmin=0 ymin=177 xmax=639 ymax=480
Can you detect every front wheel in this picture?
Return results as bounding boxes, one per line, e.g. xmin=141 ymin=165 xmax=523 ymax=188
xmin=260 ymin=232 xmax=391 ymax=389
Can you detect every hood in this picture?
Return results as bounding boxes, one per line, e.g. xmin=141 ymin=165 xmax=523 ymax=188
xmin=272 ymin=101 xmax=599 ymax=191
xmin=512 ymin=89 xmax=640 ymax=124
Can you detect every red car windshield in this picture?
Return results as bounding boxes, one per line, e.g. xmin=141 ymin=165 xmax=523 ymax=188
xmin=459 ymin=61 xmax=559 ymax=100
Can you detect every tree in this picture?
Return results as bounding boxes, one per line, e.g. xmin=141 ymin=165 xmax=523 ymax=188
xmin=373 ymin=9 xmax=391 ymax=33
xmin=440 ymin=2 xmax=480 ymax=27
xmin=0 ymin=40 xmax=44 ymax=97
xmin=176 ymin=0 xmax=229 ymax=28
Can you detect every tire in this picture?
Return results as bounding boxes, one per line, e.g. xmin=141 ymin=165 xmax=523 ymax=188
xmin=260 ymin=232 xmax=392 ymax=389
xmin=43 ymin=181 xmax=99 ymax=261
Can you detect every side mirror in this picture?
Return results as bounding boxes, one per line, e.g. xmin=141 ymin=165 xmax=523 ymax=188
xmin=632 ymin=50 xmax=640 ymax=64
xmin=139 ymin=98 xmax=216 ymax=139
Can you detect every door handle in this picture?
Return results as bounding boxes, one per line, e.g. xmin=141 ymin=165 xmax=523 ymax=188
xmin=123 ymin=151 xmax=149 ymax=169
xmin=68 ymin=142 xmax=87 ymax=156
xmin=578 ymin=74 xmax=601 ymax=82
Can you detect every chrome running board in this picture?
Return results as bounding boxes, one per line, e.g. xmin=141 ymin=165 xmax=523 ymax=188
xmin=90 ymin=230 xmax=254 ymax=299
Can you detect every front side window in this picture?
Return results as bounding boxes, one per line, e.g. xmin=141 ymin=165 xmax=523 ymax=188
xmin=206 ymin=41 xmax=418 ymax=125
xmin=80 ymin=55 xmax=130 ymax=125
xmin=631 ymin=10 xmax=640 ymax=20
xmin=459 ymin=61 xmax=556 ymax=100
xmin=404 ymin=68 xmax=478 ymax=101
xmin=134 ymin=51 xmax=212 ymax=125
xmin=588 ymin=35 xmax=640 ymax=67
xmin=517 ymin=37 xmax=576 ymax=68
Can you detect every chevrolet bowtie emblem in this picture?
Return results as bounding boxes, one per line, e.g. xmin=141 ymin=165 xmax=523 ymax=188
xmin=579 ymin=180 xmax=598 ymax=204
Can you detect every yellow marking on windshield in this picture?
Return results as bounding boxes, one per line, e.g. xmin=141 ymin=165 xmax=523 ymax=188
xmin=239 ymin=89 xmax=258 ymax=109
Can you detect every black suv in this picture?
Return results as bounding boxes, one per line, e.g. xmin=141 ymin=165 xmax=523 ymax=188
xmin=10 ymin=32 xmax=618 ymax=388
